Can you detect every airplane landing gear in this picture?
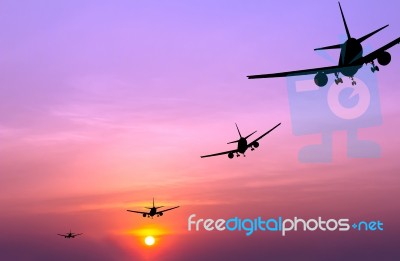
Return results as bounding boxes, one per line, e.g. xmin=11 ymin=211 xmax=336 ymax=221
xmin=236 ymin=153 xmax=240 ymax=157
xmin=334 ymin=72 xmax=343 ymax=85
xmin=350 ymin=77 xmax=356 ymax=86
xmin=370 ymin=61 xmax=379 ymax=73
xmin=335 ymin=78 xmax=343 ymax=85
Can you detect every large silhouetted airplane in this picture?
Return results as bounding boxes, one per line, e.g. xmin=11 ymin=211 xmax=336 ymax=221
xmin=57 ymin=230 xmax=82 ymax=239
xmin=201 ymin=123 xmax=281 ymax=159
xmin=126 ymin=198 xmax=179 ymax=218
xmin=247 ymin=2 xmax=400 ymax=86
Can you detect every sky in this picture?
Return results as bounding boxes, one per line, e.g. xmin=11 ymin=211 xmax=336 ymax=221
xmin=0 ymin=0 xmax=400 ymax=260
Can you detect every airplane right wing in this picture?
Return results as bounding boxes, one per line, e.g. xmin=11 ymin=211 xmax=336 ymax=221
xmin=248 ymin=123 xmax=281 ymax=147
xmin=358 ymin=36 xmax=400 ymax=64
xmin=157 ymin=206 xmax=180 ymax=214
xmin=74 ymin=233 xmax=83 ymax=237
xmin=200 ymin=149 xmax=238 ymax=158
xmin=126 ymin=210 xmax=148 ymax=214
xmin=247 ymin=65 xmax=358 ymax=79
xmin=57 ymin=234 xmax=67 ymax=237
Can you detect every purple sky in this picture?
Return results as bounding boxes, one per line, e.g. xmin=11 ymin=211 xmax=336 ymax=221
xmin=0 ymin=0 xmax=400 ymax=260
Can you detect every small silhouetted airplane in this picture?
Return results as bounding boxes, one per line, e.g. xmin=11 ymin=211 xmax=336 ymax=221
xmin=57 ymin=230 xmax=82 ymax=239
xmin=247 ymin=2 xmax=400 ymax=87
xmin=201 ymin=123 xmax=281 ymax=159
xmin=126 ymin=198 xmax=180 ymax=218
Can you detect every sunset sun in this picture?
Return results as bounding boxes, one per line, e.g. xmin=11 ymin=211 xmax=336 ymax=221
xmin=144 ymin=236 xmax=155 ymax=246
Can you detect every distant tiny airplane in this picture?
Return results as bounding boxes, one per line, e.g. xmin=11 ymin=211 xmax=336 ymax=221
xmin=201 ymin=123 xmax=281 ymax=159
xmin=247 ymin=2 xmax=400 ymax=86
xmin=57 ymin=230 xmax=82 ymax=239
xmin=126 ymin=198 xmax=180 ymax=218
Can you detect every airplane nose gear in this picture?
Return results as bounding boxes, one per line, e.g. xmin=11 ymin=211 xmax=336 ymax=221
xmin=350 ymin=77 xmax=357 ymax=86
xmin=334 ymin=72 xmax=343 ymax=85
xmin=370 ymin=61 xmax=379 ymax=73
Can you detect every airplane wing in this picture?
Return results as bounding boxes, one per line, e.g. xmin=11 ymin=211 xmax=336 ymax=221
xmin=157 ymin=206 xmax=180 ymax=214
xmin=200 ymin=149 xmax=238 ymax=158
xmin=247 ymin=65 xmax=358 ymax=79
xmin=126 ymin=210 xmax=148 ymax=214
xmin=73 ymin=233 xmax=83 ymax=237
xmin=358 ymin=36 xmax=400 ymax=64
xmin=57 ymin=234 xmax=67 ymax=237
xmin=248 ymin=123 xmax=281 ymax=147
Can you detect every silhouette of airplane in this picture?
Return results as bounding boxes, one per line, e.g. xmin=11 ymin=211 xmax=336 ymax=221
xmin=247 ymin=2 xmax=400 ymax=87
xmin=57 ymin=230 xmax=82 ymax=239
xmin=126 ymin=198 xmax=179 ymax=218
xmin=201 ymin=123 xmax=281 ymax=159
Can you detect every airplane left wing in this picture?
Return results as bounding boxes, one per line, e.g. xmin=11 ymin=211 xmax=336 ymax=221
xmin=126 ymin=210 xmax=148 ymax=214
xmin=358 ymin=36 xmax=400 ymax=64
xmin=200 ymin=149 xmax=238 ymax=158
xmin=248 ymin=123 xmax=281 ymax=147
xmin=57 ymin=234 xmax=66 ymax=237
xmin=74 ymin=233 xmax=83 ymax=237
xmin=247 ymin=65 xmax=342 ymax=79
xmin=247 ymin=65 xmax=362 ymax=79
xmin=157 ymin=206 xmax=179 ymax=214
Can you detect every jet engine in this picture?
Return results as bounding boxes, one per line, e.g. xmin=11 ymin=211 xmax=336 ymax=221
xmin=377 ymin=51 xmax=391 ymax=66
xmin=314 ymin=72 xmax=328 ymax=87
xmin=228 ymin=152 xmax=234 ymax=159
xmin=253 ymin=141 xmax=259 ymax=148
xmin=160 ymin=212 xmax=163 ymax=216
xmin=143 ymin=213 xmax=146 ymax=218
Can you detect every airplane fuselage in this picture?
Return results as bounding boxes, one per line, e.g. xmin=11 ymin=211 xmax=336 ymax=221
xmin=338 ymin=38 xmax=363 ymax=76
xmin=237 ymin=138 xmax=248 ymax=154
xmin=149 ymin=207 xmax=156 ymax=216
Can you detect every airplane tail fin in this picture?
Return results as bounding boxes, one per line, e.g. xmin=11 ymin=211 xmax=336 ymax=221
xmin=227 ymin=123 xmax=243 ymax=144
xmin=152 ymin=198 xmax=164 ymax=209
xmin=339 ymin=2 xmax=351 ymax=39
xmin=315 ymin=2 xmax=353 ymax=51
xmin=145 ymin=198 xmax=158 ymax=209
xmin=358 ymin=24 xmax=389 ymax=43
xmin=235 ymin=123 xmax=242 ymax=138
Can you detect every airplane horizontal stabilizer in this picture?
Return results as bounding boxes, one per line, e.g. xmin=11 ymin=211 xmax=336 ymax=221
xmin=227 ymin=139 xmax=240 ymax=144
xmin=314 ymin=43 xmax=341 ymax=51
xmin=358 ymin=24 xmax=389 ymax=43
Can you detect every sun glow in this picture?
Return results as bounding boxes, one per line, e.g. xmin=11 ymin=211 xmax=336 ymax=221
xmin=144 ymin=236 xmax=155 ymax=246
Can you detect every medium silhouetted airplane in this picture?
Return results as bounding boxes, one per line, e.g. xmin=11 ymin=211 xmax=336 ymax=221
xmin=247 ymin=2 xmax=400 ymax=86
xmin=201 ymin=123 xmax=281 ymax=159
xmin=126 ymin=198 xmax=179 ymax=218
xmin=57 ymin=230 xmax=82 ymax=239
